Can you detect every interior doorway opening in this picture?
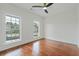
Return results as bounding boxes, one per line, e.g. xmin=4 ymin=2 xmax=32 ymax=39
xmin=33 ymin=21 xmax=40 ymax=40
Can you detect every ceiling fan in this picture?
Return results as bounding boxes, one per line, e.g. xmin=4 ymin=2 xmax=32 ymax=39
xmin=32 ymin=3 xmax=53 ymax=14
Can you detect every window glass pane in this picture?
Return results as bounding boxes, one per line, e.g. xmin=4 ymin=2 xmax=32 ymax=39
xmin=5 ymin=16 xmax=11 ymax=22
xmin=16 ymin=18 xmax=19 ymax=22
xmin=12 ymin=17 xmax=15 ymax=24
xmin=16 ymin=21 xmax=19 ymax=24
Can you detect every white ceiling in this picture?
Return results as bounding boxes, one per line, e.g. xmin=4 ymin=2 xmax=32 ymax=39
xmin=12 ymin=3 xmax=78 ymax=17
xmin=13 ymin=3 xmax=48 ymax=17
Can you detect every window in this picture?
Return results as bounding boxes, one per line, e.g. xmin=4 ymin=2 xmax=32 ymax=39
xmin=5 ymin=15 xmax=20 ymax=41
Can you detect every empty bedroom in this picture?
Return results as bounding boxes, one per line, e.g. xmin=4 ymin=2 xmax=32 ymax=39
xmin=0 ymin=3 xmax=79 ymax=56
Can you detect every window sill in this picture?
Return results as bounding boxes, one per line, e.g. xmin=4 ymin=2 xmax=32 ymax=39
xmin=5 ymin=39 xmax=21 ymax=44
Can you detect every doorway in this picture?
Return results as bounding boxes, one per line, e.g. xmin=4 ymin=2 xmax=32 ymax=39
xmin=33 ymin=21 xmax=40 ymax=40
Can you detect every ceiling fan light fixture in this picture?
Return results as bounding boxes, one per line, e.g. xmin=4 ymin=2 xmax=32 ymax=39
xmin=43 ymin=7 xmax=47 ymax=10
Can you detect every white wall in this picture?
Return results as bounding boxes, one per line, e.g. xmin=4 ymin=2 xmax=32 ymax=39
xmin=77 ymin=5 xmax=79 ymax=46
xmin=45 ymin=4 xmax=78 ymax=45
xmin=0 ymin=4 xmax=44 ymax=51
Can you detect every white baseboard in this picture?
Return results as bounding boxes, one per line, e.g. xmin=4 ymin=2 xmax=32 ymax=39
xmin=45 ymin=37 xmax=77 ymax=46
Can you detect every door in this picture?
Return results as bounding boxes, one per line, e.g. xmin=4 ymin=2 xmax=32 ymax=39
xmin=33 ymin=21 xmax=40 ymax=40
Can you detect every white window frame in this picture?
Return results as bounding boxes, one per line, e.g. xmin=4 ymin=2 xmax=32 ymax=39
xmin=5 ymin=15 xmax=21 ymax=44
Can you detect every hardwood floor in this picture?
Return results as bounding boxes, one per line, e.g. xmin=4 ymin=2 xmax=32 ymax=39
xmin=0 ymin=39 xmax=79 ymax=56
